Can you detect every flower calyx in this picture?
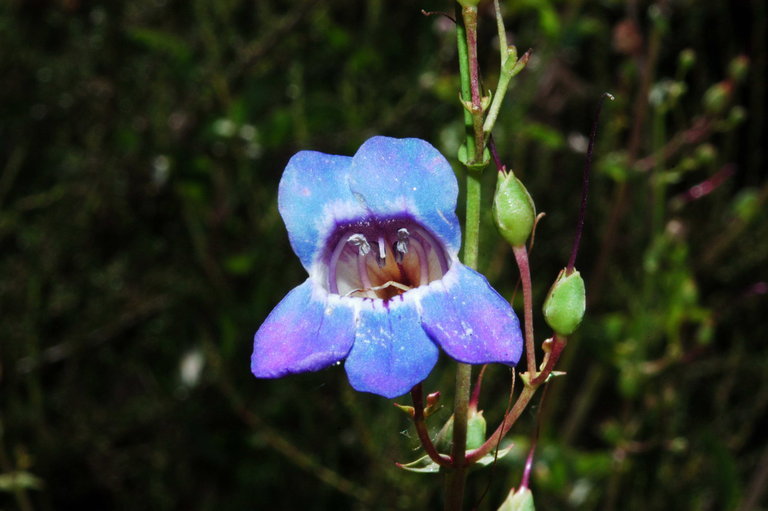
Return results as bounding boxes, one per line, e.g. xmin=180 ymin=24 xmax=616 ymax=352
xmin=498 ymin=486 xmax=536 ymax=511
xmin=493 ymin=170 xmax=536 ymax=247
xmin=542 ymin=268 xmax=586 ymax=335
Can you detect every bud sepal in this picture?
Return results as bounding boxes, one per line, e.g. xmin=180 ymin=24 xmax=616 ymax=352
xmin=493 ymin=170 xmax=536 ymax=247
xmin=542 ymin=269 xmax=586 ymax=335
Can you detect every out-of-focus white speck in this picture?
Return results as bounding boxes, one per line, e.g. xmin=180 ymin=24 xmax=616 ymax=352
xmin=179 ymin=348 xmax=205 ymax=388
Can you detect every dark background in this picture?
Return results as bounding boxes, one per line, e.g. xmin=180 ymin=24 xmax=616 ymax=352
xmin=1 ymin=0 xmax=766 ymax=510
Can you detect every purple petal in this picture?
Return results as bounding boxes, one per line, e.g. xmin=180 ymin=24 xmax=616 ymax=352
xmin=252 ymin=280 xmax=355 ymax=378
xmin=344 ymin=297 xmax=439 ymax=398
xmin=278 ymin=151 xmax=366 ymax=269
xmin=348 ymin=136 xmax=462 ymax=255
xmin=419 ymin=263 xmax=523 ymax=365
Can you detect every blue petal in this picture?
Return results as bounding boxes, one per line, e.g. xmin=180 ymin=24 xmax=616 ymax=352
xmin=345 ymin=298 xmax=439 ymax=398
xmin=251 ymin=280 xmax=356 ymax=378
xmin=419 ymin=264 xmax=523 ymax=365
xmin=278 ymin=151 xmax=366 ymax=269
xmin=348 ymin=137 xmax=462 ymax=254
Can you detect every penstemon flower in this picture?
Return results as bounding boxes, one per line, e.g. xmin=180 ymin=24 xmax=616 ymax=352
xmin=251 ymin=136 xmax=523 ymax=398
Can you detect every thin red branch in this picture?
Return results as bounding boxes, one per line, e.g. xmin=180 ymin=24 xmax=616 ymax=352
xmin=411 ymin=384 xmax=453 ymax=467
xmin=512 ymin=245 xmax=536 ymax=377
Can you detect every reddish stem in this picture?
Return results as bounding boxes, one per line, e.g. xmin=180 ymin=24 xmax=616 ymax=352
xmin=567 ymin=93 xmax=611 ymax=274
xmin=411 ymin=384 xmax=452 ymax=467
xmin=463 ymin=6 xmax=485 ymax=161
xmin=466 ymin=384 xmax=537 ymax=464
xmin=512 ymin=245 xmax=536 ymax=377
xmin=530 ymin=335 xmax=567 ymax=386
xmin=466 ymin=336 xmax=567 ymax=464
xmin=488 ymin=135 xmax=505 ymax=173
xmin=520 ymin=437 xmax=536 ymax=489
xmin=468 ymin=364 xmax=488 ymax=411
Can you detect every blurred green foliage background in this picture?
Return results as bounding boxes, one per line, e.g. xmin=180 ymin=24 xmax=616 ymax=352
xmin=1 ymin=0 xmax=766 ymax=509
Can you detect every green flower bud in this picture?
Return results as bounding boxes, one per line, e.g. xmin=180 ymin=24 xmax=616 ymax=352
xmin=728 ymin=55 xmax=749 ymax=83
xmin=493 ymin=171 xmax=536 ymax=247
xmin=498 ymin=487 xmax=535 ymax=511
xmin=466 ymin=410 xmax=486 ymax=450
xmin=694 ymin=143 xmax=716 ymax=165
xmin=543 ymin=269 xmax=586 ymax=335
xmin=727 ymin=105 xmax=747 ymax=127
xmin=433 ymin=409 xmax=486 ymax=451
xmin=678 ymin=48 xmax=696 ymax=72
xmin=703 ymin=81 xmax=732 ymax=115
xmin=457 ymin=0 xmax=481 ymax=6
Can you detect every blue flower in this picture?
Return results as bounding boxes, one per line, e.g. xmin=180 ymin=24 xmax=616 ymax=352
xmin=251 ymin=136 xmax=523 ymax=398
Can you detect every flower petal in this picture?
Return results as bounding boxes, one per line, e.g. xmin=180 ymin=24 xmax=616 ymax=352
xmin=278 ymin=151 xmax=366 ymax=269
xmin=251 ymin=280 xmax=356 ymax=378
xmin=419 ymin=264 xmax=523 ymax=365
xmin=348 ymin=136 xmax=461 ymax=254
xmin=344 ymin=298 xmax=439 ymax=398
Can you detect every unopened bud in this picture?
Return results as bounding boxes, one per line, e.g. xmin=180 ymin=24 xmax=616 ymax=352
xmin=678 ymin=49 xmax=696 ymax=72
xmin=498 ymin=487 xmax=535 ymax=511
xmin=466 ymin=410 xmax=486 ymax=450
xmin=728 ymin=55 xmax=749 ymax=83
xmin=424 ymin=391 xmax=441 ymax=417
xmin=493 ymin=171 xmax=536 ymax=247
xmin=457 ymin=0 xmax=480 ymax=6
xmin=543 ymin=269 xmax=586 ymax=335
xmin=695 ymin=144 xmax=716 ymax=165
xmin=393 ymin=403 xmax=415 ymax=417
xmin=703 ymin=81 xmax=732 ymax=115
xmin=728 ymin=105 xmax=747 ymax=127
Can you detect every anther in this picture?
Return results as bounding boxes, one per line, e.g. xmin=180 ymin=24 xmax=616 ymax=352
xmin=347 ymin=233 xmax=370 ymax=255
xmin=367 ymin=235 xmax=386 ymax=268
xmin=394 ymin=228 xmax=409 ymax=263
xmin=378 ymin=235 xmax=386 ymax=260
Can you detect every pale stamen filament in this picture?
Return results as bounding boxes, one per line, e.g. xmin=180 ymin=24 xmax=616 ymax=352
xmin=328 ymin=230 xmax=355 ymax=294
xmin=357 ymin=250 xmax=373 ymax=290
xmin=413 ymin=228 xmax=449 ymax=274
xmin=378 ymin=235 xmax=386 ymax=261
xmin=409 ymin=236 xmax=430 ymax=286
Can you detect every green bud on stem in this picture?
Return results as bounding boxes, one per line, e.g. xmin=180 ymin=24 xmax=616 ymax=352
xmin=543 ymin=269 xmax=586 ymax=335
xmin=465 ymin=409 xmax=486 ymax=450
xmin=498 ymin=487 xmax=535 ymax=511
xmin=703 ymin=81 xmax=732 ymax=115
xmin=493 ymin=171 xmax=535 ymax=247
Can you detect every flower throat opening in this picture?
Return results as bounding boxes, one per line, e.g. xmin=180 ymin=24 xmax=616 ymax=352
xmin=325 ymin=217 xmax=450 ymax=300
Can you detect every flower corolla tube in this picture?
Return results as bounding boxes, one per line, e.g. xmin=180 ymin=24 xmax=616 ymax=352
xmin=251 ymin=136 xmax=523 ymax=398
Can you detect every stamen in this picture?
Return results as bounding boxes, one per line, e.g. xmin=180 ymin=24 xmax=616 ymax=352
xmin=413 ymin=229 xmax=449 ymax=275
xmin=409 ymin=237 xmax=430 ymax=286
xmin=328 ymin=230 xmax=354 ymax=294
xmin=378 ymin=235 xmax=386 ymax=260
xmin=357 ymin=250 xmax=372 ymax=290
xmin=347 ymin=233 xmax=370 ymax=255
xmin=395 ymin=228 xmax=410 ymax=261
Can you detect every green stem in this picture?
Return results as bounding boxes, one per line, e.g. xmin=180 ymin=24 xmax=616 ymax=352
xmin=445 ymin=363 xmax=472 ymax=511
xmin=463 ymin=172 xmax=482 ymax=269
xmin=456 ymin=6 xmax=476 ymax=162
xmin=445 ymin=168 xmax=481 ymax=511
xmin=483 ymin=50 xmax=530 ymax=136
xmin=445 ymin=6 xmax=486 ymax=510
